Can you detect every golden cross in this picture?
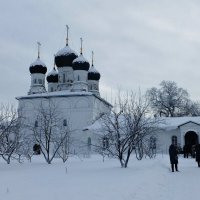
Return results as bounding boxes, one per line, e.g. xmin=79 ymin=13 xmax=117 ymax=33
xmin=80 ymin=37 xmax=83 ymax=54
xmin=37 ymin=41 xmax=41 ymax=59
xmin=92 ymin=51 xmax=94 ymax=66
xmin=66 ymin=25 xmax=69 ymax=46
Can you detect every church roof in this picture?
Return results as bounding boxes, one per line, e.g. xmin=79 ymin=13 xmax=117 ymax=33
xmin=16 ymin=91 xmax=112 ymax=107
xmin=84 ymin=116 xmax=200 ymax=132
xmin=88 ymin=65 xmax=100 ymax=80
xmin=158 ymin=116 xmax=200 ymax=130
xmin=29 ymin=58 xmax=47 ymax=74
xmin=177 ymin=121 xmax=200 ymax=127
xmin=55 ymin=45 xmax=78 ymax=67
xmin=55 ymin=45 xmax=77 ymax=57
xmin=72 ymin=54 xmax=90 ymax=71
xmin=46 ymin=67 xmax=58 ymax=83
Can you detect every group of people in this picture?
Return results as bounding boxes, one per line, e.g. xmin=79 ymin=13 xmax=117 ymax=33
xmin=183 ymin=144 xmax=196 ymax=158
xmin=169 ymin=143 xmax=200 ymax=172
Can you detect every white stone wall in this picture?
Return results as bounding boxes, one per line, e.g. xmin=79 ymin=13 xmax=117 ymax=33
xmin=48 ymin=82 xmax=58 ymax=92
xmin=57 ymin=66 xmax=74 ymax=90
xmin=179 ymin=122 xmax=200 ymax=145
xmin=155 ymin=128 xmax=180 ymax=154
xmin=29 ymin=73 xmax=46 ymax=94
xmin=18 ymin=94 xmax=112 ymax=154
xmin=88 ymin=80 xmax=99 ymax=96
xmin=73 ymin=70 xmax=88 ymax=91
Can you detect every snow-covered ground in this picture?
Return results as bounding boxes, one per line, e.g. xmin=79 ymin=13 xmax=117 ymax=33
xmin=0 ymin=154 xmax=199 ymax=200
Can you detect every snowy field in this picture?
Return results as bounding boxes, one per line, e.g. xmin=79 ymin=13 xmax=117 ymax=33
xmin=0 ymin=154 xmax=199 ymax=200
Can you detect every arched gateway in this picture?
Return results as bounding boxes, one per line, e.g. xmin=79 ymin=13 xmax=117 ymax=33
xmin=185 ymin=131 xmax=199 ymax=147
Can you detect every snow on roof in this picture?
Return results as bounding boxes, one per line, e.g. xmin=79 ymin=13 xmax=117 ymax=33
xmin=83 ymin=114 xmax=128 ymax=134
xmin=158 ymin=116 xmax=200 ymax=130
xmin=88 ymin=65 xmax=99 ymax=74
xmin=55 ymin=45 xmax=78 ymax=57
xmin=83 ymin=120 xmax=102 ymax=132
xmin=73 ymin=54 xmax=89 ymax=63
xmin=84 ymin=116 xmax=200 ymax=133
xmin=16 ymin=90 xmax=112 ymax=107
xmin=30 ymin=58 xmax=46 ymax=67
xmin=16 ymin=90 xmax=93 ymax=99
xmin=47 ymin=68 xmax=58 ymax=76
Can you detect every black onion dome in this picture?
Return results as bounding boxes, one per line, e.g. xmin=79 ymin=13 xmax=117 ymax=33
xmin=29 ymin=58 xmax=47 ymax=74
xmin=72 ymin=54 xmax=90 ymax=71
xmin=46 ymin=68 xmax=58 ymax=83
xmin=55 ymin=45 xmax=78 ymax=67
xmin=88 ymin=65 xmax=101 ymax=80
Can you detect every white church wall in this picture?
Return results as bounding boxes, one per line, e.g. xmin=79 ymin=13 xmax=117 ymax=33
xmin=155 ymin=128 xmax=181 ymax=154
xmin=179 ymin=122 xmax=200 ymax=145
xmin=19 ymin=96 xmax=94 ymax=130
xmin=91 ymin=96 xmax=111 ymax=121
xmin=57 ymin=66 xmax=74 ymax=90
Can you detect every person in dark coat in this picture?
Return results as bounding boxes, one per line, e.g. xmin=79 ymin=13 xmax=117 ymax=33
xmin=183 ymin=144 xmax=190 ymax=158
xmin=169 ymin=144 xmax=179 ymax=172
xmin=195 ymin=144 xmax=200 ymax=167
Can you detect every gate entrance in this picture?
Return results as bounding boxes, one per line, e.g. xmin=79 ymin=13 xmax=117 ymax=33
xmin=185 ymin=131 xmax=198 ymax=147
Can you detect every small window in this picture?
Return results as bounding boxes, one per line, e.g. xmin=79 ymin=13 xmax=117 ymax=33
xmin=63 ymin=119 xmax=67 ymax=126
xmin=77 ymin=75 xmax=80 ymax=81
xmin=51 ymin=87 xmax=53 ymax=92
xmin=38 ymin=79 xmax=42 ymax=84
xmin=35 ymin=121 xmax=38 ymax=127
xmin=34 ymin=79 xmax=37 ymax=84
xmin=63 ymin=74 xmax=65 ymax=83
xmin=172 ymin=135 xmax=177 ymax=145
xmin=150 ymin=136 xmax=156 ymax=149
xmin=103 ymin=137 xmax=109 ymax=149
xmin=88 ymin=137 xmax=92 ymax=151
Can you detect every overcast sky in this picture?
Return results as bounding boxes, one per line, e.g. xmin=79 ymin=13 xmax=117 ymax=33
xmin=1 ymin=0 xmax=200 ymax=105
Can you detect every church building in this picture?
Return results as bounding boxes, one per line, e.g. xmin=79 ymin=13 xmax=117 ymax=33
xmin=16 ymin=28 xmax=112 ymax=154
xmin=16 ymin=28 xmax=200 ymax=156
xmin=155 ymin=117 xmax=200 ymax=154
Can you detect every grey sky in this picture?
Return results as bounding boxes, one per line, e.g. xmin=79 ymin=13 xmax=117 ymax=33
xmin=1 ymin=0 xmax=200 ymax=105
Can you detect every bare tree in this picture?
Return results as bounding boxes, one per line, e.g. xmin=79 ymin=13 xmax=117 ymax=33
xmin=28 ymin=99 xmax=71 ymax=164
xmin=146 ymin=81 xmax=189 ymax=117
xmin=56 ymin=124 xmax=72 ymax=163
xmin=0 ymin=104 xmax=22 ymax=164
xmin=96 ymin=92 xmax=159 ymax=168
xmin=15 ymin=133 xmax=34 ymax=163
xmin=181 ymin=100 xmax=200 ymax=116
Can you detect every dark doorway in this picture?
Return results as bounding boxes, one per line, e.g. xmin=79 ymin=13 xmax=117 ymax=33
xmin=33 ymin=144 xmax=41 ymax=155
xmin=185 ymin=131 xmax=198 ymax=147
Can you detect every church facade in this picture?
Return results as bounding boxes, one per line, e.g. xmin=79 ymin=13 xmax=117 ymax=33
xmin=16 ymin=30 xmax=200 ymax=156
xmin=16 ymin=36 xmax=112 ymax=154
xmin=155 ymin=117 xmax=200 ymax=153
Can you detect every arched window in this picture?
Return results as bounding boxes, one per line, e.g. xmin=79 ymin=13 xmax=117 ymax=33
xmin=63 ymin=119 xmax=67 ymax=126
xmin=172 ymin=135 xmax=177 ymax=145
xmin=33 ymin=144 xmax=41 ymax=155
xmin=150 ymin=136 xmax=156 ymax=149
xmin=103 ymin=137 xmax=109 ymax=149
xmin=38 ymin=79 xmax=42 ymax=84
xmin=88 ymin=137 xmax=92 ymax=151
xmin=35 ymin=120 xmax=38 ymax=127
